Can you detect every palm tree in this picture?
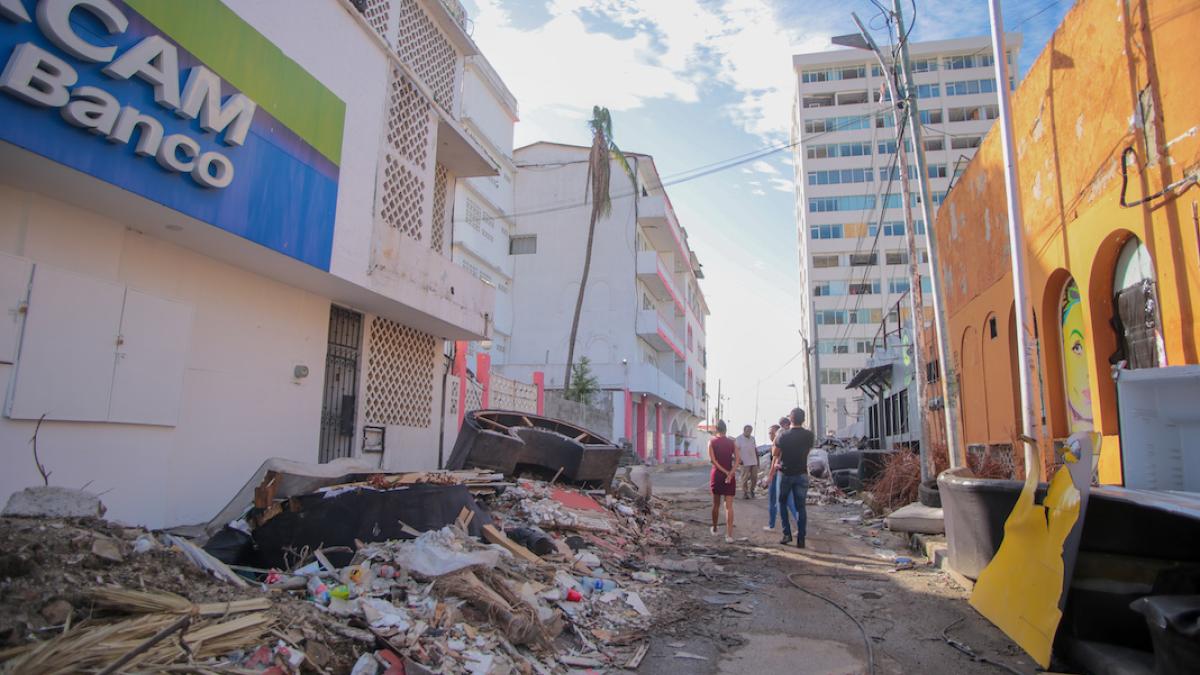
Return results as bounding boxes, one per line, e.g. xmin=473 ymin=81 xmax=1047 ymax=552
xmin=563 ymin=107 xmax=634 ymax=392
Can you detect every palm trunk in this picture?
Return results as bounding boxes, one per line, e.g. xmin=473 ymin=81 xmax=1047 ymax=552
xmin=564 ymin=205 xmax=600 ymax=392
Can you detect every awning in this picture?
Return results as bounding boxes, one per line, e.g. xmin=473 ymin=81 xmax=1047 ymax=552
xmin=847 ymin=364 xmax=891 ymax=391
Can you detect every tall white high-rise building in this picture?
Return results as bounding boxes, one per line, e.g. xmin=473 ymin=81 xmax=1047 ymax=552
xmin=791 ymin=35 xmax=1020 ymax=437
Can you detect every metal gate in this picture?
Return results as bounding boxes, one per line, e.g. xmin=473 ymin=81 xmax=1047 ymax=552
xmin=319 ymin=306 xmax=363 ymax=462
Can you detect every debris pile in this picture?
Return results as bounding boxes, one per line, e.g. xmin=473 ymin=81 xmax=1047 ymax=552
xmin=1 ymin=467 xmax=681 ymax=674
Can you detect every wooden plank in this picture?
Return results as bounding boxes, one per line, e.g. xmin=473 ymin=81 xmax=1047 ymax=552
xmin=623 ymin=642 xmax=650 ymax=670
xmin=456 ymin=506 xmax=474 ymax=530
xmin=481 ymin=524 xmax=542 ymax=564
xmin=476 ymin=416 xmax=511 ymax=432
xmin=521 ymin=416 xmax=533 ymax=427
xmin=253 ymin=472 xmax=278 ymax=510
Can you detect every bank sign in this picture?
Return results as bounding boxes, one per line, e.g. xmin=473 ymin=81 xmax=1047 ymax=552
xmin=0 ymin=0 xmax=344 ymax=270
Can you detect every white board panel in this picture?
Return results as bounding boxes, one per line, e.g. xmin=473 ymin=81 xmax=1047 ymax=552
xmin=108 ymin=289 xmax=193 ymax=426
xmin=0 ymin=252 xmax=33 ymax=364
xmin=9 ymin=265 xmax=124 ymax=421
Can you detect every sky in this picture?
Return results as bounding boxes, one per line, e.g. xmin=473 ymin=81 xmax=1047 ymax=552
xmin=462 ymin=0 xmax=1075 ymax=432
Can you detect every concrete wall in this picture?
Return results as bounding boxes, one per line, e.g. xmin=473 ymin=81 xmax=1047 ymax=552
xmin=544 ymin=390 xmax=615 ymax=441
xmin=926 ymin=0 xmax=1200 ymax=483
xmin=0 ymin=186 xmax=328 ymax=528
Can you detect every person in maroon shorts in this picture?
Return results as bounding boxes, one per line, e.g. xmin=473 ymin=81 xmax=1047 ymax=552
xmin=708 ymin=420 xmax=740 ymax=543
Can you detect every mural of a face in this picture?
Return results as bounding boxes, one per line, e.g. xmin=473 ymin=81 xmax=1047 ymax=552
xmin=1061 ymin=281 xmax=1093 ymax=431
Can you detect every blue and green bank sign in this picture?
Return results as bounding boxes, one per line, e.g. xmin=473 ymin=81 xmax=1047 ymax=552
xmin=0 ymin=0 xmax=345 ymax=270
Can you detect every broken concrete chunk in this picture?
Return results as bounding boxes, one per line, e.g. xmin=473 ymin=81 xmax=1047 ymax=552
xmin=91 ymin=535 xmax=124 ymax=563
xmin=3 ymin=486 xmax=106 ymax=519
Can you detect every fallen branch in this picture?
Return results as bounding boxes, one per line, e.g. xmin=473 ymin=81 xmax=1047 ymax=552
xmin=96 ymin=615 xmax=191 ymax=675
xmin=30 ymin=413 xmax=50 ymax=486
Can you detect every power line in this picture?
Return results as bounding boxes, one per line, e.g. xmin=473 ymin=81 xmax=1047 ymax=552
xmin=452 ymin=114 xmax=878 ymax=228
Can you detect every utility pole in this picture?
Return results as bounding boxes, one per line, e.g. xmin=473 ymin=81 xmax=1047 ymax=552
xmin=988 ymin=0 xmax=1040 ymax=479
xmin=847 ymin=12 xmax=930 ymax=482
xmin=716 ymin=379 xmax=723 ymax=423
xmin=891 ymin=0 xmax=966 ymax=469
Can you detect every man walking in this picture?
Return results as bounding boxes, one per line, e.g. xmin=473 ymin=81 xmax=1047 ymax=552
xmin=734 ymin=425 xmax=759 ymax=498
xmin=770 ymin=408 xmax=815 ymax=548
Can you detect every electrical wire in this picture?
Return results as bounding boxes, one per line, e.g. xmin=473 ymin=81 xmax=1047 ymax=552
xmin=451 ymin=114 xmax=877 ymax=228
xmin=941 ymin=618 xmax=1026 ymax=675
xmin=787 ymin=572 xmax=875 ymax=675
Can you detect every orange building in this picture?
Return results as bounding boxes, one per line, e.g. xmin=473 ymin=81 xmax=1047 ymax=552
xmin=926 ymin=0 xmax=1200 ymax=484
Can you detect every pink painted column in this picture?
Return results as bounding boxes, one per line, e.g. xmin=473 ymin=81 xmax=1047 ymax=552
xmin=454 ymin=341 xmax=468 ymax=428
xmin=654 ymin=403 xmax=662 ymax=464
xmin=635 ymin=398 xmax=647 ymax=460
xmin=623 ymin=389 xmax=633 ymax=444
xmin=476 ymin=352 xmax=491 ymax=408
xmin=533 ymin=371 xmax=545 ymax=415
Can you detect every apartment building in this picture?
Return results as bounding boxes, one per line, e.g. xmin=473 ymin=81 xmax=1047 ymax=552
xmin=451 ymin=54 xmax=519 ymax=367
xmin=791 ymin=34 xmax=1020 ymax=437
xmin=0 ymin=0 xmax=499 ymax=527
xmin=499 ymin=143 xmax=710 ymax=461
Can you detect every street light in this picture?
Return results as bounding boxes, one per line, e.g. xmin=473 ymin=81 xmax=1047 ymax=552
xmin=786 ymin=383 xmax=800 ymax=408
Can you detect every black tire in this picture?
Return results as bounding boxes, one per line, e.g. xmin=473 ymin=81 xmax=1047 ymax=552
xmin=918 ymin=479 xmax=942 ymax=508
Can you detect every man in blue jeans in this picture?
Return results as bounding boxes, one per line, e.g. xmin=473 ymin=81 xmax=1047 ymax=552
xmin=769 ymin=408 xmax=815 ymax=548
xmin=762 ymin=421 xmax=798 ymax=530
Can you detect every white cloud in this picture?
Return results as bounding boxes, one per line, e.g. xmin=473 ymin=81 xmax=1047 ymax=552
xmin=749 ymin=159 xmax=779 ymax=175
xmin=470 ymin=0 xmax=839 ymax=144
xmin=768 ymin=177 xmax=793 ymax=192
xmin=751 ymin=188 xmax=767 ymax=196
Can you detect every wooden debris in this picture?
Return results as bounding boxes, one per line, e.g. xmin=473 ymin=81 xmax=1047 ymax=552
xmin=481 ymin=524 xmax=542 ymax=564
xmin=456 ymin=506 xmax=475 ymax=530
xmin=623 ymin=642 xmax=650 ymax=670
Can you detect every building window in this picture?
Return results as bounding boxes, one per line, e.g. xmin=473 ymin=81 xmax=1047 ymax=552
xmin=804 ymin=115 xmax=871 ymax=134
xmin=812 ymin=254 xmax=840 ymax=268
xmin=882 ymin=221 xmax=904 ymax=236
xmin=509 ymin=235 xmax=537 ymax=254
xmin=928 ymin=164 xmax=948 ymax=178
xmin=886 ymin=251 xmax=909 ymax=265
xmin=911 ymin=58 xmax=939 ymax=73
xmin=919 ymin=109 xmax=943 ymax=124
xmin=849 ymin=281 xmax=879 ymax=295
xmin=810 ymin=195 xmax=876 ymax=213
xmin=810 ymin=223 xmax=845 ymax=239
xmin=849 ymin=253 xmax=877 ymax=267
xmin=916 ymin=83 xmax=940 ymax=99
xmin=944 ymin=53 xmax=994 ymax=70
xmin=924 ymin=137 xmax=945 ymax=151
xmin=837 ymin=91 xmax=869 ymax=105
xmin=948 ymin=104 xmax=1000 ymax=122
xmin=803 ymin=93 xmax=835 ymax=108
xmin=889 ymin=278 xmax=911 ymax=293
xmin=945 ymin=78 xmax=997 ymax=96
xmin=808 ymin=168 xmax=873 ymax=186
xmin=950 ymin=136 xmax=983 ymax=150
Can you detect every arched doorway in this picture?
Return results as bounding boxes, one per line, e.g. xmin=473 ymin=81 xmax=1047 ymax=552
xmin=960 ymin=325 xmax=986 ymax=443
xmin=1111 ymin=237 xmax=1166 ymax=369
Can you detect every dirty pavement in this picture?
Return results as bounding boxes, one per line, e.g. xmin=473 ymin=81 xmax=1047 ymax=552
xmin=0 ymin=461 xmax=1036 ymax=674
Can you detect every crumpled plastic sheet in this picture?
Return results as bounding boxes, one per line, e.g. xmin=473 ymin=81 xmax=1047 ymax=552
xmin=389 ymin=527 xmax=501 ymax=577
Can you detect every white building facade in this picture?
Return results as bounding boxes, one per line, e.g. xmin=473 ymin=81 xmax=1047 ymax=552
xmin=791 ymin=35 xmax=1019 ymax=438
xmin=0 ymin=0 xmax=501 ymax=527
xmin=500 ymin=143 xmax=709 ymax=461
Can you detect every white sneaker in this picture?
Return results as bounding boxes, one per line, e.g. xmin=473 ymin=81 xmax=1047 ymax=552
xmin=725 ymin=535 xmax=735 ymax=543
xmin=762 ymin=525 xmax=773 ymax=531
xmin=710 ymin=526 xmax=718 ymax=535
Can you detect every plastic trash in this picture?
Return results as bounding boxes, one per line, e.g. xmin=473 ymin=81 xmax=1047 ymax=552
xmin=306 ymin=576 xmax=330 ymax=605
xmin=565 ymin=588 xmax=583 ymax=602
xmin=329 ymin=584 xmax=351 ymax=600
xmin=505 ymin=527 xmax=555 ymax=556
xmin=581 ymin=576 xmax=617 ymax=593
xmin=392 ymin=527 xmax=501 ymax=577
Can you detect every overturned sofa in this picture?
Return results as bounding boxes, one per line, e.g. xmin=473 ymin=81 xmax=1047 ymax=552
xmin=447 ymin=410 xmax=623 ymax=489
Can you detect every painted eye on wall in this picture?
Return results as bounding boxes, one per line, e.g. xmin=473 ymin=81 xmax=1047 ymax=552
xmin=1071 ymin=340 xmax=1083 ymax=355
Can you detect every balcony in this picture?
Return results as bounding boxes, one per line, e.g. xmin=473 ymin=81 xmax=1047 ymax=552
xmin=637 ymin=309 xmax=684 ymax=358
xmin=628 ymin=362 xmax=685 ymax=408
xmin=636 ymin=251 xmax=685 ymax=314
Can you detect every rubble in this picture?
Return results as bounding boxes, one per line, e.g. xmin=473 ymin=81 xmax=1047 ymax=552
xmin=2 ymin=486 xmax=106 ymax=519
xmin=0 ymin=464 xmax=686 ymax=674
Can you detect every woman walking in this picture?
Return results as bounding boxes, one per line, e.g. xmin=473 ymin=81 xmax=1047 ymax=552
xmin=708 ymin=420 xmax=739 ymax=543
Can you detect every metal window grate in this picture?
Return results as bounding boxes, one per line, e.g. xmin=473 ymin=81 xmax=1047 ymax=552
xmin=319 ymin=306 xmax=363 ymax=463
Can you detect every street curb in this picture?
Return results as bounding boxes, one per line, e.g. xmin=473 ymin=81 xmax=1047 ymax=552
xmin=910 ymin=532 xmax=974 ymax=591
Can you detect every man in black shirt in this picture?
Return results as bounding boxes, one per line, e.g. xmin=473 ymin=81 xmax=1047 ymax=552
xmin=770 ymin=407 xmax=815 ymax=547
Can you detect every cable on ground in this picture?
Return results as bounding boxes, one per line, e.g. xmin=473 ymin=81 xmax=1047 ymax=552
xmin=786 ymin=572 xmax=875 ymax=675
xmin=941 ymin=617 xmax=1025 ymax=675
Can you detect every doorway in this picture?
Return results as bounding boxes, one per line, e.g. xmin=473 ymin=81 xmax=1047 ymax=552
xmin=319 ymin=306 xmax=363 ymax=462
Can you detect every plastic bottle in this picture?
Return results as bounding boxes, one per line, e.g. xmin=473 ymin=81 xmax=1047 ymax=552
xmin=581 ymin=577 xmax=617 ymax=593
xmin=306 ymin=576 xmax=330 ymax=605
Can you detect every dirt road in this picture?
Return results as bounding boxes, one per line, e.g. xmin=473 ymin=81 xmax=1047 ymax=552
xmin=637 ymin=464 xmax=1035 ymax=675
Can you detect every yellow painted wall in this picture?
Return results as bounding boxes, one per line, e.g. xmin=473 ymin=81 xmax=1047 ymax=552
xmin=929 ymin=0 xmax=1200 ymax=484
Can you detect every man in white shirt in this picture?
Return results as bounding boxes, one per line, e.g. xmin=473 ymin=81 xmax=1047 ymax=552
xmin=734 ymin=425 xmax=759 ymax=498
